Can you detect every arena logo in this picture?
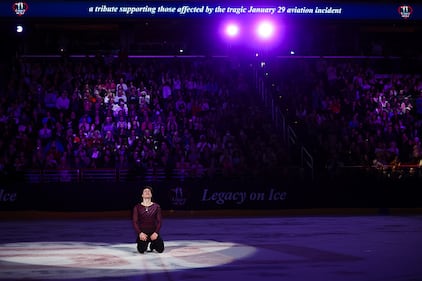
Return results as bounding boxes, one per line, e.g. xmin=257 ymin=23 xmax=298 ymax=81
xmin=398 ymin=5 xmax=413 ymax=19
xmin=12 ymin=1 xmax=28 ymax=16
xmin=169 ymin=186 xmax=187 ymax=207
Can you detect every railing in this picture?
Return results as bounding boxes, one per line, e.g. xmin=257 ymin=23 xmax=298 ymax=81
xmin=18 ymin=163 xmax=422 ymax=185
xmin=23 ymin=167 xmax=219 ymax=183
xmin=370 ymin=162 xmax=422 ymax=180
xmin=301 ymin=147 xmax=314 ymax=181
xmin=255 ymin=68 xmax=314 ymax=177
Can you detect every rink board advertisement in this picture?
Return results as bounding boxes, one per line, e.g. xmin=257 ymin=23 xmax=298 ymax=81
xmin=0 ymin=178 xmax=292 ymax=212
xmin=1 ymin=176 xmax=421 ymax=212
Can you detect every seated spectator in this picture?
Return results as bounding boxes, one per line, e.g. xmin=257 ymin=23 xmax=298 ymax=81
xmin=38 ymin=123 xmax=53 ymax=144
xmin=104 ymin=90 xmax=116 ymax=105
xmin=112 ymin=99 xmax=128 ymax=117
xmin=41 ymin=111 xmax=56 ymax=128
xmin=101 ymin=116 xmax=116 ymax=136
xmin=114 ymin=87 xmax=127 ymax=104
xmin=44 ymin=86 xmax=58 ymax=110
xmin=116 ymin=77 xmax=128 ymax=93
xmin=56 ymin=90 xmax=70 ymax=112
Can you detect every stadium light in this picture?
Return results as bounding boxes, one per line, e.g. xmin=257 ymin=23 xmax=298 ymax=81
xmin=225 ymin=23 xmax=240 ymax=37
xmin=255 ymin=20 xmax=275 ymax=40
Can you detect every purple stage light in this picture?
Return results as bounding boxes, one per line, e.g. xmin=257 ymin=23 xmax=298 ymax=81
xmin=226 ymin=24 xmax=239 ymax=37
xmin=222 ymin=22 xmax=240 ymax=38
xmin=218 ymin=18 xmax=282 ymax=51
xmin=255 ymin=20 xmax=275 ymax=40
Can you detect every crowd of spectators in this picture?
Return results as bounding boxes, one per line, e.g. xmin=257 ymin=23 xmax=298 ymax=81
xmin=1 ymin=50 xmax=421 ymax=183
xmin=269 ymin=58 xmax=422 ymax=177
xmin=0 ymin=55 xmax=287 ymax=182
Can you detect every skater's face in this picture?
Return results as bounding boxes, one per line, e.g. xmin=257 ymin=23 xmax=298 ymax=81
xmin=142 ymin=187 xmax=152 ymax=200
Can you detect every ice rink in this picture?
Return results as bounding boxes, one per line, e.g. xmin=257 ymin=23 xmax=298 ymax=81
xmin=1 ymin=211 xmax=422 ymax=281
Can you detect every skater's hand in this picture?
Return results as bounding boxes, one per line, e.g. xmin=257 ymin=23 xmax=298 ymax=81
xmin=139 ymin=232 xmax=148 ymax=241
xmin=150 ymin=232 xmax=158 ymax=241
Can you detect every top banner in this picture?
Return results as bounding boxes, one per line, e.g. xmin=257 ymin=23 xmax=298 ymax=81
xmin=2 ymin=1 xmax=421 ymax=20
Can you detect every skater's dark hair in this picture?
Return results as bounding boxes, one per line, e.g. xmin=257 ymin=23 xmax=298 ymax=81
xmin=142 ymin=185 xmax=153 ymax=194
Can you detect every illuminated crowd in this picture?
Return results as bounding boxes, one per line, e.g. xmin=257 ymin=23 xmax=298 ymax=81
xmin=0 ymin=56 xmax=286 ymax=181
xmin=0 ymin=54 xmax=421 ymax=182
xmin=269 ymin=59 xmax=422 ymax=177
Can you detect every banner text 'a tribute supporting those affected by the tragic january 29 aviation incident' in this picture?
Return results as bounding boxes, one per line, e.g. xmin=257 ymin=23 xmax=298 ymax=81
xmin=4 ymin=1 xmax=421 ymax=20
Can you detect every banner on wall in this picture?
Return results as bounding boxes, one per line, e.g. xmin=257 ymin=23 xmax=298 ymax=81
xmin=2 ymin=1 xmax=421 ymax=20
xmin=1 ymin=176 xmax=421 ymax=212
xmin=163 ymin=179 xmax=290 ymax=210
xmin=0 ymin=178 xmax=292 ymax=212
